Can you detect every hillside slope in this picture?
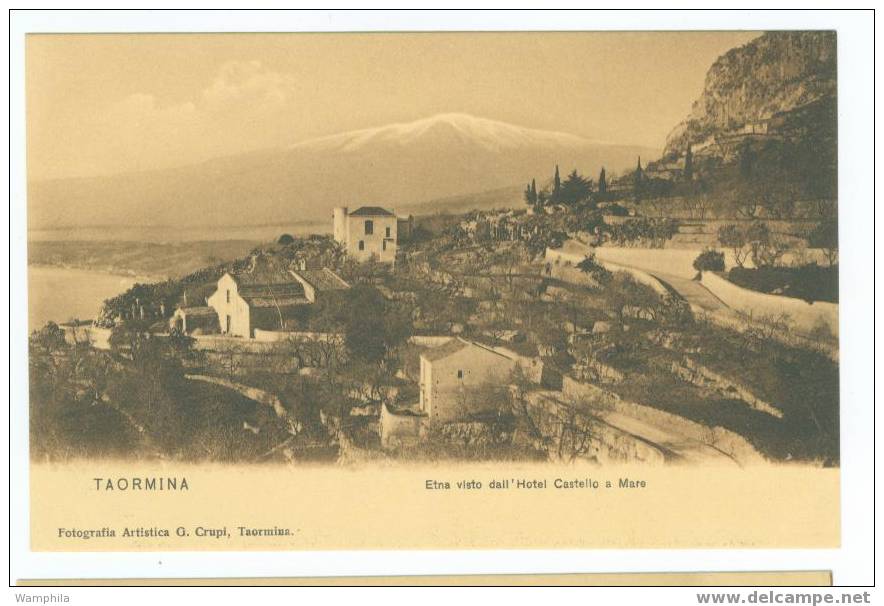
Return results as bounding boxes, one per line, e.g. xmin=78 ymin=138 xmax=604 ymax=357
xmin=645 ymin=31 xmax=837 ymax=206
xmin=663 ymin=31 xmax=836 ymax=157
xmin=28 ymin=113 xmax=656 ymax=230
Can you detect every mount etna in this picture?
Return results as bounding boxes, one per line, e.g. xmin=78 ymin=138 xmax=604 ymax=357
xmin=28 ymin=112 xmax=656 ymax=230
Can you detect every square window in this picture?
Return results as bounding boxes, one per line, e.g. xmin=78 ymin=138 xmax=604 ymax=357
xmin=364 ymin=220 xmax=374 ymax=235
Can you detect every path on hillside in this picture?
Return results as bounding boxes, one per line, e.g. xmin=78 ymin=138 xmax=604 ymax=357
xmin=646 ymin=271 xmax=729 ymax=313
xmin=559 ymin=240 xmax=730 ymax=314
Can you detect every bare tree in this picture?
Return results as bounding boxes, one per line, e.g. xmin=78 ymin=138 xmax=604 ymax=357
xmin=717 ymin=224 xmax=751 ymax=268
xmin=735 ymin=196 xmax=762 ymax=219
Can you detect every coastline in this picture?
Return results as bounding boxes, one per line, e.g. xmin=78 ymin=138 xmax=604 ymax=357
xmin=28 ymin=262 xmax=168 ymax=284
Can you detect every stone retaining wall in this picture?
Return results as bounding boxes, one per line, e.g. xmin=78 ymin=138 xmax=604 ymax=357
xmin=253 ymin=329 xmax=339 ymax=342
xmin=670 ymin=357 xmax=783 ymax=419
xmin=561 ymin=376 xmax=765 ymax=465
xmin=524 ymin=393 xmax=666 ymax=465
xmin=701 ymin=271 xmax=838 ymax=338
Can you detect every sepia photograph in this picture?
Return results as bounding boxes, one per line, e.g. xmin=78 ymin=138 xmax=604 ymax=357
xmin=25 ymin=29 xmax=840 ymax=472
xmin=7 ymin=6 xmax=879 ymax=596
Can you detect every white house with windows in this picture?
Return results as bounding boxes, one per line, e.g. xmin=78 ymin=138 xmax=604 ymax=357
xmin=418 ymin=338 xmax=518 ymax=423
xmin=206 ymin=258 xmax=310 ymax=338
xmin=333 ymin=206 xmax=412 ymax=264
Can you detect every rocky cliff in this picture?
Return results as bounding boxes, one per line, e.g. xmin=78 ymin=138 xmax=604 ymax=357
xmin=663 ymin=31 xmax=836 ymax=157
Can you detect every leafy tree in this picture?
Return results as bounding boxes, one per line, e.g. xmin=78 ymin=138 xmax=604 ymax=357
xmin=277 ymin=234 xmax=295 ymax=245
xmin=341 ymin=285 xmax=387 ymax=363
xmin=602 ymin=217 xmax=678 ymax=248
xmin=576 ymin=254 xmax=613 ymax=285
xmin=30 ymin=322 xmax=68 ymax=356
xmin=693 ymin=248 xmax=725 ymax=272
xmin=341 ymin=284 xmax=413 ymax=365
xmin=558 ymin=169 xmax=593 ymax=206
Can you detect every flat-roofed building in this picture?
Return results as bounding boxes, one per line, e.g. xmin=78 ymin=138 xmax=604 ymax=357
xmin=333 ymin=206 xmax=410 ymax=264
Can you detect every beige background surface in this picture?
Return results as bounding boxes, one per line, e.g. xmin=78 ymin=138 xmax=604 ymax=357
xmin=30 ymin=462 xmax=839 ymax=551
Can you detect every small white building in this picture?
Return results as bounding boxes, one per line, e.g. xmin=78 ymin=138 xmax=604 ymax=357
xmin=332 ymin=206 xmax=412 ymax=264
xmin=170 ymin=306 xmax=219 ymax=335
xmin=207 ymin=256 xmax=310 ymax=338
xmin=289 ymin=267 xmax=351 ymax=303
xmin=418 ymin=338 xmax=518 ymax=423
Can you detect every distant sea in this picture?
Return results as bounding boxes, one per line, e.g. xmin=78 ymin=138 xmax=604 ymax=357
xmin=28 ymin=221 xmax=330 ymax=242
xmin=26 ymin=221 xmax=333 ymax=332
xmin=28 ymin=266 xmax=148 ymax=332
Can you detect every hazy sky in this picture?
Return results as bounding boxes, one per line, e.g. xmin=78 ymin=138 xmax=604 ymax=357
xmin=27 ymin=31 xmax=758 ymax=180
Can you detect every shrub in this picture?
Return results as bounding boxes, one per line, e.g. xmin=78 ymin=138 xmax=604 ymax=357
xmin=576 ymin=254 xmax=613 ymax=285
xmin=602 ymin=217 xmax=678 ymax=248
xmin=606 ymin=204 xmax=630 ymax=217
xmin=692 ymin=248 xmax=725 ymax=272
xmin=727 ymin=264 xmax=838 ymax=303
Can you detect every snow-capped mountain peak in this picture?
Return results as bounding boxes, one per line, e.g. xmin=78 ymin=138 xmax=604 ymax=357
xmin=289 ymin=113 xmax=595 ymax=153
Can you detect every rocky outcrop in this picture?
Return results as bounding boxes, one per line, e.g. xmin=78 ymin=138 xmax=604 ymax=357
xmin=664 ymin=31 xmax=836 ymax=157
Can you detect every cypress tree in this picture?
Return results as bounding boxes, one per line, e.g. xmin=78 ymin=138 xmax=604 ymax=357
xmin=634 ymin=156 xmax=644 ymax=201
xmin=524 ymin=178 xmax=539 ymax=207
xmin=553 ymin=165 xmax=561 ymax=201
xmin=598 ymin=167 xmax=607 ymax=194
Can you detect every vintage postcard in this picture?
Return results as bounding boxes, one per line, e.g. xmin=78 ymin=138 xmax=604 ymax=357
xmin=11 ymin=13 xmax=873 ymax=585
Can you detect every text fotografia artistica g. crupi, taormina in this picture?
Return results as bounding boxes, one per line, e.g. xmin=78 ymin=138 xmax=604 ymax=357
xmin=26 ymin=30 xmax=839 ymax=471
xmin=56 ymin=525 xmax=293 ymax=539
